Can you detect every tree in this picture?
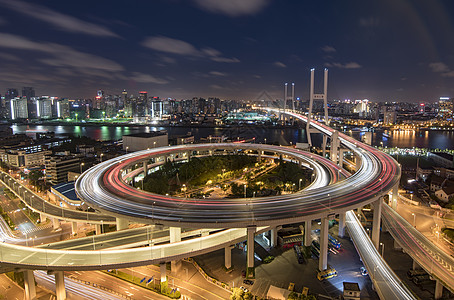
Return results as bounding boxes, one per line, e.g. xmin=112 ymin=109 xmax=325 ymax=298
xmin=28 ymin=170 xmax=44 ymax=185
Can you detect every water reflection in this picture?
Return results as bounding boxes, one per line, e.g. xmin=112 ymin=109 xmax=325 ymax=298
xmin=9 ymin=124 xmax=454 ymax=149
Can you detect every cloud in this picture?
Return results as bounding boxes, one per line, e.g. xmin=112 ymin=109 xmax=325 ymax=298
xmin=321 ymin=46 xmax=336 ymax=53
xmin=0 ymin=33 xmax=123 ymax=73
xmin=130 ymin=72 xmax=169 ymax=84
xmin=429 ymin=62 xmax=449 ymax=73
xmin=273 ymin=61 xmax=287 ymax=68
xmin=359 ymin=17 xmax=380 ymax=28
xmin=0 ymin=52 xmax=21 ymax=62
xmin=210 ymin=56 xmax=240 ymax=63
xmin=442 ymin=71 xmax=454 ymax=78
xmin=142 ymin=36 xmax=240 ymax=63
xmin=210 ymin=84 xmax=223 ymax=89
xmin=209 ymin=71 xmax=227 ymax=76
xmin=0 ymin=0 xmax=117 ymax=37
xmin=142 ymin=36 xmax=200 ymax=56
xmin=429 ymin=62 xmax=454 ymax=77
xmin=325 ymin=62 xmax=362 ymax=69
xmin=193 ymin=0 xmax=269 ymax=17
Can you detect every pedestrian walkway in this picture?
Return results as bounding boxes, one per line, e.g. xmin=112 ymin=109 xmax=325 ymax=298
xmin=21 ymin=223 xmax=53 ymax=234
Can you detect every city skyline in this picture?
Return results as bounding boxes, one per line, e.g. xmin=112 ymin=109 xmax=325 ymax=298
xmin=1 ymin=0 xmax=454 ymax=102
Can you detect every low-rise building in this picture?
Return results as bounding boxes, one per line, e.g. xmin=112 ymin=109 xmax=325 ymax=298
xmin=435 ymin=185 xmax=454 ymax=203
xmin=433 ymin=167 xmax=454 ymax=179
xmin=343 ymin=282 xmax=360 ymax=300
xmin=122 ymin=131 xmax=168 ymax=152
xmin=416 ymin=166 xmax=433 ymax=181
xmin=428 ymin=152 xmax=454 ymax=168
xmin=430 ymin=175 xmax=445 ymax=192
xmin=45 ymin=154 xmax=81 ymax=185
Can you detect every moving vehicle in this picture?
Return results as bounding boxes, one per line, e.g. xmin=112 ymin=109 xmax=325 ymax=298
xmin=407 ymin=269 xmax=426 ymax=278
xmin=360 ymin=267 xmax=368 ymax=276
xmin=317 ymin=267 xmax=338 ymax=281
xmin=328 ymin=234 xmax=341 ymax=250
xmin=294 ymin=244 xmax=305 ymax=264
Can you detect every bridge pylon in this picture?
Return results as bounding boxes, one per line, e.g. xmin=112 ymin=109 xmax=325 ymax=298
xmin=307 ymin=68 xmax=329 ymax=155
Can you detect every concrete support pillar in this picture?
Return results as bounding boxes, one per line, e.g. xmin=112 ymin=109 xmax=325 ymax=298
xmin=55 ymin=271 xmax=66 ymax=300
xmin=270 ymin=227 xmax=278 ymax=247
xmin=330 ymin=131 xmax=339 ymax=164
xmin=71 ymin=222 xmax=77 ymax=235
xmin=225 ymin=246 xmax=232 ymax=269
xmin=322 ymin=135 xmax=328 ymax=158
xmin=143 ymin=161 xmax=148 ymax=176
xmin=186 ymin=152 xmax=191 ymax=161
xmin=160 ymin=263 xmax=167 ymax=283
xmin=304 ymin=220 xmax=312 ymax=247
xmin=412 ymin=259 xmax=419 ymax=270
xmin=52 ymin=218 xmax=60 ymax=229
xmin=40 ymin=213 xmax=47 ymax=223
xmin=435 ymin=280 xmax=444 ymax=299
xmin=247 ymin=226 xmax=256 ymax=269
xmin=382 ymin=221 xmax=388 ymax=233
xmin=372 ymin=199 xmax=382 ymax=249
xmin=319 ymin=217 xmax=329 ymax=271
xmin=24 ymin=270 xmax=36 ymax=300
xmin=170 ymin=227 xmax=181 ymax=243
xmin=116 ymin=218 xmax=129 ymax=231
xmin=391 ymin=185 xmax=398 ymax=210
xmin=338 ymin=149 xmax=346 ymax=167
xmin=355 ymin=154 xmax=361 ymax=171
xmin=393 ymin=239 xmax=402 ymax=250
xmin=338 ymin=212 xmax=346 ymax=238
xmin=95 ymin=224 xmax=102 ymax=235
xmin=170 ymin=227 xmax=182 ymax=272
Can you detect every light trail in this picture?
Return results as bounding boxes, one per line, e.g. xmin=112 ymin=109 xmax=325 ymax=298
xmin=346 ymin=210 xmax=416 ymax=300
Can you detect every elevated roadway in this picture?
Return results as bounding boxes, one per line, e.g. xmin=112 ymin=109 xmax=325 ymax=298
xmin=382 ymin=202 xmax=454 ymax=294
xmin=346 ymin=210 xmax=416 ymax=300
xmin=0 ymin=171 xmax=116 ymax=224
xmin=76 ymin=140 xmax=399 ymax=228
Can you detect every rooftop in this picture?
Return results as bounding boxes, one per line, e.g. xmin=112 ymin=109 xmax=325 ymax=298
xmin=123 ymin=131 xmax=167 ymax=138
xmin=52 ymin=181 xmax=79 ymax=201
xmin=432 ymin=152 xmax=453 ymax=161
xmin=343 ymin=282 xmax=360 ymax=291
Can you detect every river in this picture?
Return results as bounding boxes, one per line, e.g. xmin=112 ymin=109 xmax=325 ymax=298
xmin=10 ymin=124 xmax=454 ymax=150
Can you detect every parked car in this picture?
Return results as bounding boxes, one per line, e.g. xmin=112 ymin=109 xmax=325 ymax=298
xmin=243 ymin=279 xmax=254 ymax=285
xmin=240 ymin=286 xmax=249 ymax=293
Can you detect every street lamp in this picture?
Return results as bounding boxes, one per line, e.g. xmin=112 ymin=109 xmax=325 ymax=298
xmin=299 ymin=178 xmax=302 ymax=190
xmin=244 ymin=184 xmax=247 ymax=198
xmin=264 ymin=138 xmax=267 ymax=144
xmin=80 ymin=162 xmax=85 ymax=174
xmin=100 ymin=153 xmax=104 ymax=162
xmin=380 ymin=242 xmax=384 ymax=257
xmin=412 ymin=213 xmax=416 ymax=227
xmin=181 ymin=184 xmax=187 ymax=198
xmin=126 ymin=146 xmax=129 ymax=153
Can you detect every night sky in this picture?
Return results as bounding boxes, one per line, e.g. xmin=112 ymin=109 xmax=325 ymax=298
xmin=1 ymin=0 xmax=454 ymax=102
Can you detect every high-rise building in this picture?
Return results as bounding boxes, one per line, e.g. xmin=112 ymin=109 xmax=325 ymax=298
xmin=36 ymin=98 xmax=53 ymax=119
xmin=438 ymin=97 xmax=453 ymax=120
xmin=54 ymin=99 xmax=70 ymax=118
xmin=10 ymin=97 xmax=28 ymax=120
xmin=22 ymin=87 xmax=35 ymax=100
xmin=5 ymin=88 xmax=18 ymax=100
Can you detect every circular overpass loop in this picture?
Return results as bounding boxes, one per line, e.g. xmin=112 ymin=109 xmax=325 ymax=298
xmin=76 ymin=111 xmax=401 ymax=228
